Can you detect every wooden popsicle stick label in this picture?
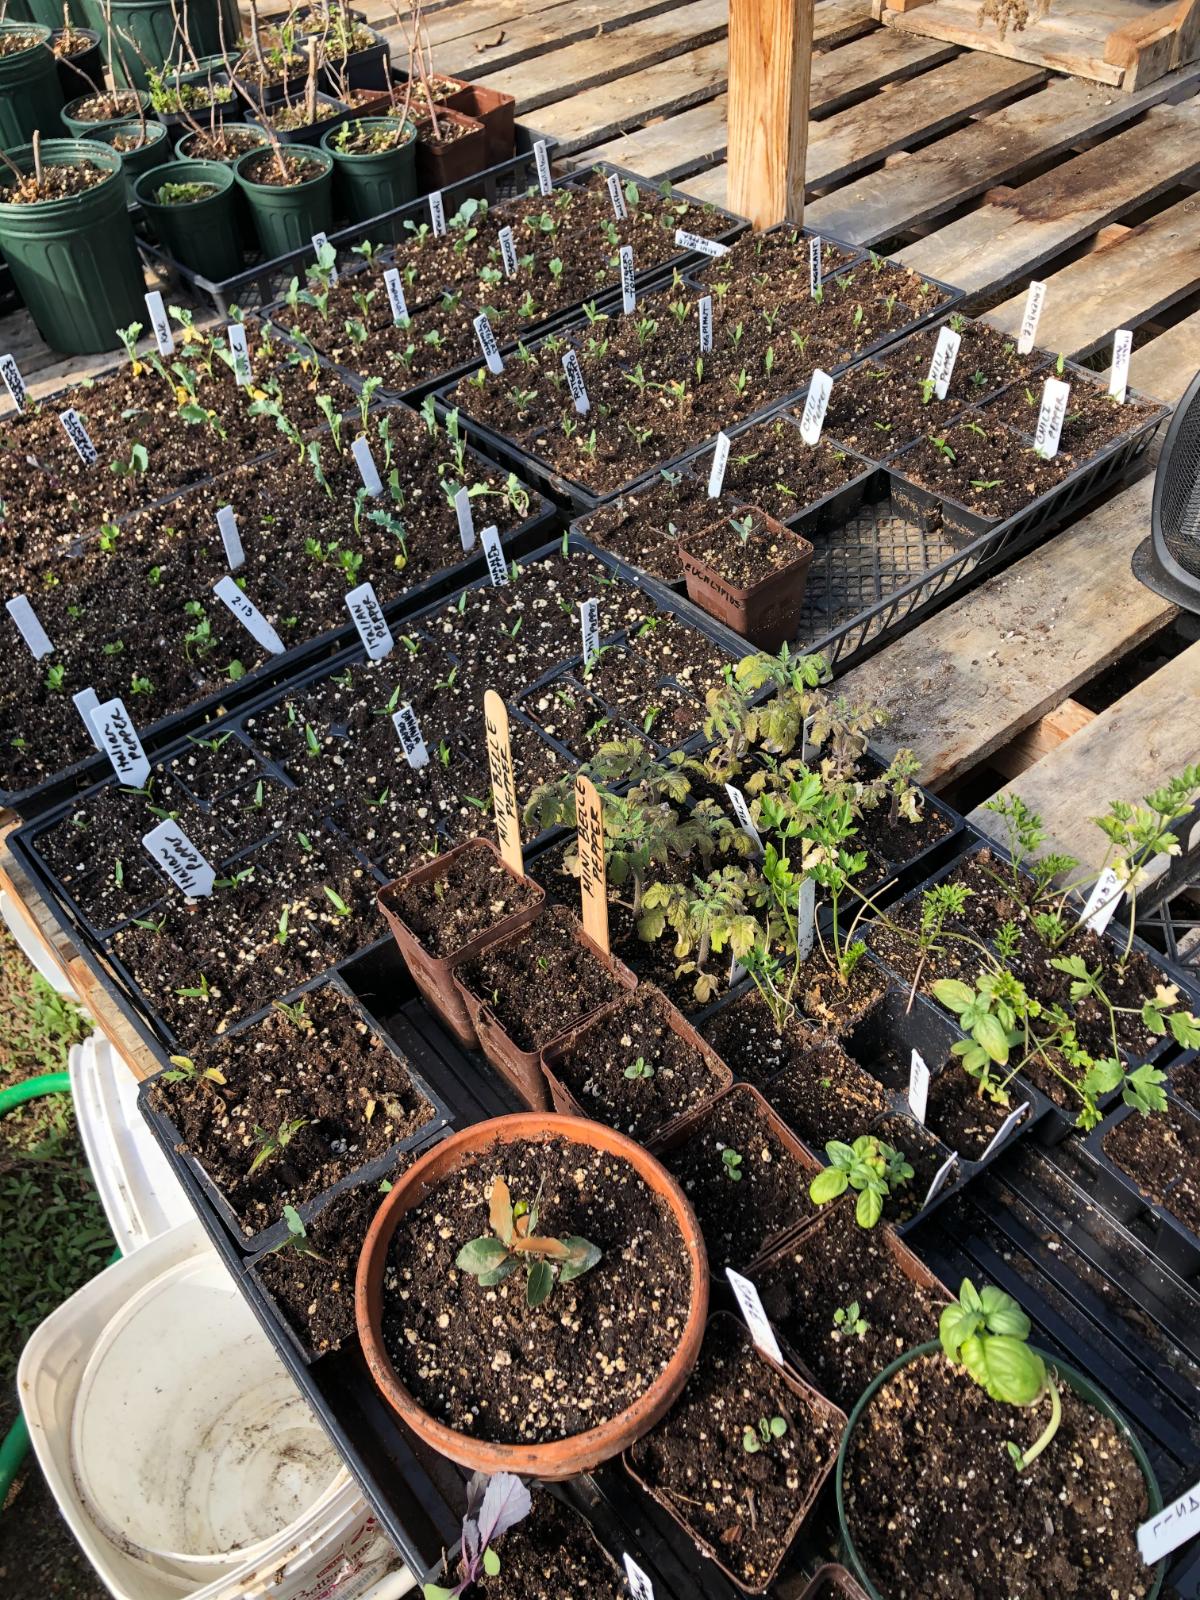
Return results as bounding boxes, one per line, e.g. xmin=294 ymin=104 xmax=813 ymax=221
xmin=575 ymin=773 xmax=610 ymax=955
xmin=345 ymin=581 xmax=394 ymax=659
xmin=429 ymin=189 xmax=446 ymax=235
xmin=533 ymin=139 xmax=553 ymax=195
xmin=73 ymin=687 xmax=104 ymax=750
xmin=226 ymin=322 xmax=253 ymax=386
xmin=699 ymin=294 xmax=713 ymax=354
xmin=674 ymin=228 xmax=728 ymax=257
xmin=0 ymin=352 xmax=27 ymax=411
xmin=216 ymin=504 xmax=244 ymax=571
xmin=927 ymin=325 xmax=961 ymax=400
xmin=562 ymin=349 xmax=590 ymax=414
xmin=607 ymin=171 xmax=627 ymax=220
xmin=7 ymin=594 xmax=53 ymax=659
xmin=90 ymin=696 xmax=150 ymax=787
xmin=144 ymin=292 xmax=174 ymax=357
xmin=1017 ymin=280 xmax=1046 ymax=355
xmin=707 ymin=430 xmax=731 ymax=497
xmin=799 ymin=370 xmax=833 ymax=446
xmin=1109 ymin=328 xmax=1132 ymax=405
xmin=142 ymin=819 xmax=215 ymax=898
xmin=619 ymin=245 xmax=635 ymax=314
xmin=1034 ymin=376 xmax=1070 ymax=460
xmin=213 ymin=575 xmax=285 ymax=654
xmin=474 ymin=313 xmax=505 ymax=375
xmin=483 ymin=689 xmax=523 ymax=875
xmin=383 ymin=268 xmax=409 ymax=325
xmin=59 ymin=408 xmax=97 ymax=464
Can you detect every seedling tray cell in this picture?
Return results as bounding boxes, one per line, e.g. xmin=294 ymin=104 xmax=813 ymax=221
xmin=1082 ymin=1084 xmax=1200 ymax=1281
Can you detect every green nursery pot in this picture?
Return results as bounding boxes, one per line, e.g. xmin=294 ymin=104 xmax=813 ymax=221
xmin=134 ymin=157 xmax=241 ymax=281
xmin=86 ymin=117 xmax=170 ymax=203
xmin=27 ymin=0 xmax=88 ymax=28
xmin=61 ymin=87 xmax=149 ymax=137
xmin=82 ymin=0 xmax=232 ymax=90
xmin=321 ymin=116 xmax=416 ymax=224
xmin=0 ymin=22 xmax=64 ymax=152
xmin=0 ymin=138 xmax=145 ymax=353
xmin=835 ymin=1341 xmax=1166 ymax=1600
xmin=234 ymin=142 xmax=333 ymax=261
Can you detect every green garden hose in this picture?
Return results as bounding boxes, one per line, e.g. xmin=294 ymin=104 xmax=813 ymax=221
xmin=0 ymin=1071 xmax=71 ymax=1114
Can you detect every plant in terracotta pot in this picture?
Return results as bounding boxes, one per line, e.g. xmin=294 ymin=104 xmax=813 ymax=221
xmin=679 ymin=505 xmax=815 ymax=649
xmin=837 ymin=1277 xmax=1166 ymax=1599
xmin=355 ymin=1112 xmax=709 ymax=1478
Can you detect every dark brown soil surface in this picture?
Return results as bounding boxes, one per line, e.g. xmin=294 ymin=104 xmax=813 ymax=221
xmin=380 ymin=1134 xmax=692 ymax=1443
xmin=983 ymin=377 xmax=1161 ymax=457
xmin=463 ymin=1493 xmax=627 ymax=1599
xmin=702 ymin=989 xmax=819 ymax=1087
xmin=817 ymin=360 xmax=963 ymax=460
xmin=184 ymin=126 xmax=268 ymax=158
xmin=683 ymin=509 xmax=811 ymax=588
xmin=925 ymin=1068 xmax=1010 ymax=1160
xmin=1103 ymin=1101 xmax=1200 ymax=1235
xmin=761 ymin=1039 xmax=891 ymax=1150
xmin=386 ymin=841 xmax=540 ymax=959
xmin=893 ymin=418 xmax=1073 ymax=522
xmin=4 ymin=161 xmax=110 ymax=203
xmin=241 ymin=147 xmax=328 ymax=184
xmin=881 ymin=318 xmax=1046 ymax=404
xmin=868 ymin=1112 xmax=958 ymax=1222
xmin=66 ymin=90 xmax=143 ymax=119
xmin=575 ymin=470 xmax=740 ymax=583
xmin=1171 ymin=1058 xmax=1200 ymax=1112
xmin=843 ymin=1352 xmax=1154 ymax=1600
xmin=628 ymin=1316 xmax=841 ymax=1591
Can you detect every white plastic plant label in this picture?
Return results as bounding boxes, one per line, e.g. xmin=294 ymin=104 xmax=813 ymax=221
xmin=481 ymin=525 xmax=508 ymax=585
xmin=1109 ymin=328 xmax=1133 ymax=405
xmin=473 ymin=313 xmax=505 ymax=375
xmin=6 ymin=595 xmax=53 ymax=659
xmin=392 ymin=702 xmax=429 ymax=768
xmin=674 ymin=228 xmax=728 ymax=257
xmin=311 ymin=232 xmax=337 ymax=281
xmin=213 ymin=575 xmax=285 ymax=655
xmin=797 ymin=876 xmax=816 ymax=962
xmin=562 ymin=349 xmax=590 ymax=414
xmin=1017 ymin=280 xmax=1046 ymax=355
xmin=1079 ymin=865 xmax=1124 ymax=935
xmin=429 ymin=189 xmax=446 ymax=235
xmin=226 ymin=322 xmax=252 ymax=386
xmin=699 ymin=294 xmax=713 ymax=354
xmin=144 ymin=291 xmax=174 ymax=356
xmin=927 ymin=325 xmax=961 ymax=401
xmin=73 ymin=687 xmax=104 ymax=751
xmin=383 ymin=267 xmax=409 ymax=324
xmin=58 ymin=407 xmax=97 ymax=464
xmin=0 ymin=352 xmax=27 ymax=411
xmin=90 ymin=697 xmax=150 ymax=788
xmin=799 ymin=369 xmax=833 ymax=446
xmin=1138 ymin=1478 xmax=1200 ymax=1566
xmin=980 ymin=1101 xmax=1029 ymax=1160
xmin=921 ymin=1150 xmax=958 ymax=1211
xmin=352 ymin=435 xmax=383 ymax=497
xmin=619 ymin=245 xmax=636 ymax=314
xmin=454 ymin=485 xmax=476 ymax=551
xmin=623 ymin=1554 xmax=655 ymax=1600
xmin=724 ymin=783 xmax=764 ymax=855
xmin=801 ymin=711 xmax=819 ymax=764
xmin=498 ymin=224 xmax=518 ymax=277
xmin=216 ymin=504 xmax=244 ymax=571
xmin=345 ymin=581 xmax=394 ymax=660
xmin=579 ymin=597 xmax=600 ymax=669
xmin=142 ymin=819 xmax=215 ymax=898
xmin=1034 ymin=376 xmax=1070 ymax=460
xmin=808 ymin=235 xmax=822 ymax=298
xmin=607 ymin=171 xmax=627 ymax=220
xmin=726 ymin=1267 xmax=784 ymax=1365
xmin=908 ymin=1049 xmax=930 ymax=1124
xmin=708 ymin=430 xmax=731 ymax=497
xmin=533 ymin=138 xmax=553 ymax=195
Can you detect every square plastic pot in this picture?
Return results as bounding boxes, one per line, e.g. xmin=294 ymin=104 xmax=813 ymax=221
xmin=413 ymin=104 xmax=486 ymax=191
xmin=1082 ymin=1092 xmax=1200 ymax=1280
xmin=247 ymin=91 xmax=351 ymax=148
xmin=443 ymin=80 xmax=514 ymax=165
xmin=678 ymin=506 xmax=815 ymax=650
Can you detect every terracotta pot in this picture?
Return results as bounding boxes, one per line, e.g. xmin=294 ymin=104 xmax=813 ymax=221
xmin=377 ymin=837 xmax=545 ymax=1050
xmin=624 ymin=1312 xmax=846 ymax=1595
xmin=443 ymin=80 xmax=514 ymax=165
xmin=678 ymin=505 xmax=814 ymax=650
xmin=799 ymin=1565 xmax=872 ymax=1600
xmin=541 ymin=983 xmax=734 ymax=1144
xmin=412 ymin=103 xmax=485 ymax=191
xmin=453 ymin=904 xmax=637 ymax=1110
xmin=355 ymin=1111 xmax=710 ymax=1479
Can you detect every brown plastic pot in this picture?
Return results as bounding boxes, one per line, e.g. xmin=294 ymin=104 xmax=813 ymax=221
xmin=413 ymin=104 xmax=486 ymax=190
xmin=443 ymin=80 xmax=514 ymax=164
xmin=453 ymin=904 xmax=638 ymax=1111
xmin=678 ymin=506 xmax=815 ymax=650
xmin=377 ymin=837 xmax=544 ymax=1050
xmin=800 ymin=1565 xmax=872 ymax=1600
xmin=355 ymin=1111 xmax=710 ymax=1478
xmin=541 ymin=983 xmax=734 ymax=1144
xmin=624 ymin=1312 xmax=846 ymax=1595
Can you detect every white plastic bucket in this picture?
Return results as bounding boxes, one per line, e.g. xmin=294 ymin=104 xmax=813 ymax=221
xmin=0 ymin=885 xmax=80 ymax=998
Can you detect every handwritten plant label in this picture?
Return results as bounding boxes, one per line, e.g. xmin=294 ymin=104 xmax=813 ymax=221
xmin=383 ymin=267 xmax=409 ymax=325
xmin=142 ymin=819 xmax=215 ymax=898
xmin=481 ymin=524 xmax=508 ymax=585
xmin=623 ymin=1555 xmax=655 ymax=1600
xmin=144 ymin=291 xmax=174 ymax=356
xmin=927 ymin=325 xmax=961 ymax=401
xmin=533 ymin=138 xmax=553 ymax=195
xmin=607 ymin=171 xmax=627 ymax=220
xmin=216 ymin=505 xmax=244 ymax=571
xmin=674 ymin=228 xmax=728 ymax=257
xmin=392 ymin=702 xmax=429 ymax=768
xmin=311 ymin=232 xmax=337 ymax=281
xmin=1109 ymin=328 xmax=1133 ymax=405
xmin=454 ymin=485 xmax=476 ymax=551
xmin=345 ymin=581 xmax=394 ymax=660
xmin=1079 ymin=865 xmax=1123 ymax=935
xmin=921 ymin=1150 xmax=958 ymax=1211
xmin=980 ymin=1101 xmax=1029 ymax=1160
xmin=473 ymin=313 xmax=505 ymax=375
xmin=6 ymin=595 xmax=53 ymax=659
xmin=498 ymin=224 xmax=518 ymax=277
xmin=1138 ymin=1477 xmax=1200 ymax=1565
xmin=579 ymin=597 xmax=600 ymax=669
xmin=0 ymin=352 xmax=27 ymax=411
xmin=797 ymin=876 xmax=815 ymax=963
xmin=724 ymin=783 xmax=763 ymax=855
xmin=708 ymin=430 xmax=731 ymax=497
xmin=90 ymin=697 xmax=150 ymax=788
xmin=799 ymin=369 xmax=833 ymax=446
xmin=484 ymin=689 xmax=523 ymax=874
xmin=619 ymin=245 xmax=636 ymax=314
xmin=808 ymin=235 xmax=822 ymax=298
xmin=699 ymin=293 xmax=713 ymax=354
xmin=726 ymin=1267 xmax=784 ymax=1364
xmin=352 ymin=435 xmax=383 ymax=497
xmin=908 ymin=1049 xmax=930 ymax=1124
xmin=1034 ymin=376 xmax=1070 ymax=460
xmin=226 ymin=322 xmax=252 ymax=386
xmin=429 ymin=189 xmax=446 ymax=235
xmin=1017 ymin=280 xmax=1046 ymax=355
xmin=59 ymin=408 xmax=98 ymax=464
xmin=562 ymin=349 xmax=590 ymax=414
xmin=575 ymin=772 xmax=610 ymax=954
xmin=73 ymin=688 xmax=104 ymax=751
xmin=213 ymin=575 xmax=284 ymax=654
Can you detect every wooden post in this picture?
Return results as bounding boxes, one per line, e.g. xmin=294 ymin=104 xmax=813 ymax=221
xmin=727 ymin=0 xmax=814 ymax=229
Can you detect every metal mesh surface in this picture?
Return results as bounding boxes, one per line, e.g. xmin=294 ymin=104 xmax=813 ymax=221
xmin=1155 ymin=370 xmax=1200 ymax=577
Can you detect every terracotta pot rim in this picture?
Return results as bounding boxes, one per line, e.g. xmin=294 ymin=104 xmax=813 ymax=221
xmin=354 ymin=1111 xmax=710 ymax=1477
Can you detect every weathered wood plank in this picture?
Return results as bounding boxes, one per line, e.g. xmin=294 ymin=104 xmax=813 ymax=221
xmin=985 ymin=191 xmax=1200 ymax=358
xmin=896 ymin=103 xmax=1200 ymax=298
xmin=878 ymin=0 xmax=1126 ymax=86
xmin=1119 ymin=310 xmax=1200 ymax=405
xmin=409 ymin=0 xmax=696 ymax=81
xmin=834 ymin=475 xmax=1177 ymax=789
xmin=530 ymin=40 xmax=729 ymax=153
xmin=803 ymin=63 xmax=1200 ymax=244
